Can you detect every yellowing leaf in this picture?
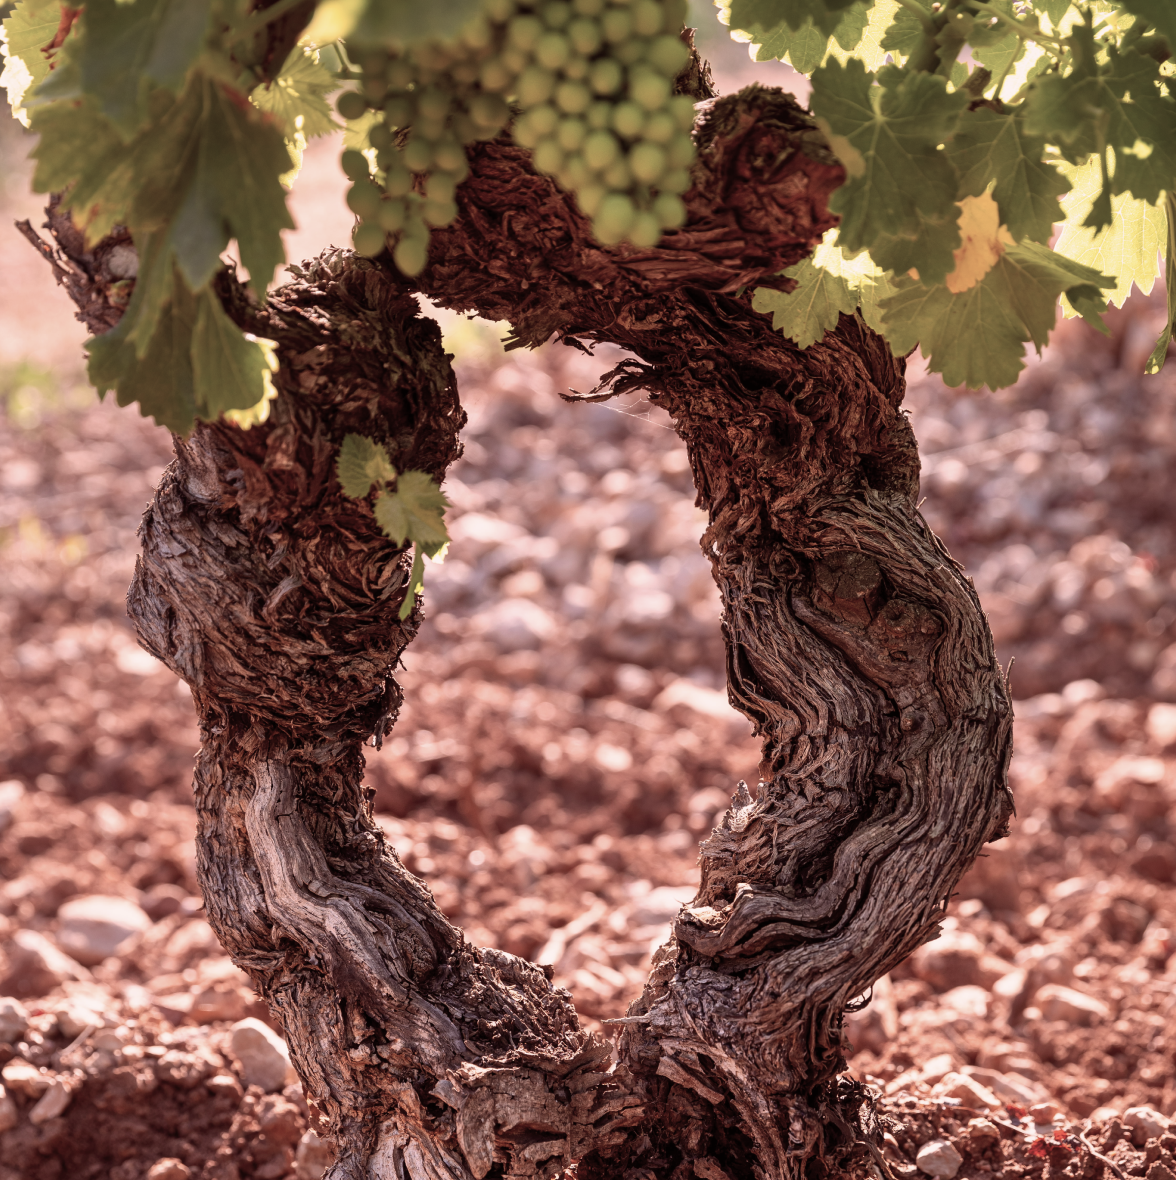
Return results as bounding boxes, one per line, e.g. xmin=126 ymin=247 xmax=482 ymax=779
xmin=945 ymin=193 xmax=1014 ymax=295
xmin=1 ymin=0 xmax=60 ymax=126
xmin=375 ymin=470 xmax=450 ymax=551
xmin=824 ymin=0 xmax=899 ymax=71
xmin=1055 ymin=153 xmax=1165 ymax=315
xmin=337 ymin=434 xmax=397 ymax=499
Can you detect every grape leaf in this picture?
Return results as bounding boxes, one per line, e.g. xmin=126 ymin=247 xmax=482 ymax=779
xmin=1 ymin=0 xmax=61 ymax=125
xmin=752 ymin=229 xmax=898 ymax=346
xmin=948 ymin=107 xmax=1070 ymax=243
xmin=751 ymin=0 xmax=882 ymax=71
xmin=869 ymin=205 xmax=960 ymax=286
xmin=1038 ymin=0 xmax=1071 ymax=22
xmin=879 ymin=242 xmax=1114 ymax=389
xmin=944 ymin=193 xmax=1012 ymax=294
xmin=37 ymin=0 xmax=212 ymax=135
xmin=191 ymin=289 xmax=279 ymax=420
xmin=753 ymin=20 xmax=830 ymax=70
xmin=251 ymin=46 xmax=339 ymax=141
xmin=1054 ymin=154 xmax=1165 ymax=313
xmin=337 ymin=434 xmax=397 ymax=498
xmin=878 ymin=5 xmax=924 ymax=58
xmin=810 ymin=59 xmax=967 ymax=260
xmin=375 ymin=471 xmax=451 ymax=551
xmin=87 ymin=272 xmax=198 ymax=434
xmin=399 ymin=545 xmax=427 ymax=621
xmin=1145 ymin=193 xmax=1175 ymax=374
xmin=1119 ymin=0 xmax=1176 ymax=45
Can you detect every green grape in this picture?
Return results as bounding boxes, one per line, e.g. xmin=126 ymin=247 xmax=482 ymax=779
xmin=452 ymin=113 xmax=481 ymax=143
xmin=508 ymin=14 xmax=544 ymax=50
xmin=670 ymin=94 xmax=696 ymax=132
xmin=586 ymin=101 xmax=612 ymax=129
xmin=337 ymin=91 xmax=368 ymax=121
xmin=460 ymin=15 xmax=493 ymax=49
xmin=555 ymin=80 xmax=591 ymax=113
xmin=385 ymin=163 xmax=413 ymax=197
xmin=583 ymin=128 xmax=620 ymax=170
xmin=341 ymin=149 xmax=370 ymax=182
xmin=629 ymin=210 xmax=661 ymax=247
xmin=543 ymin=1 xmax=573 ymax=27
xmin=362 ymin=76 xmax=388 ymax=105
xmin=414 ymin=44 xmax=452 ymax=71
xmin=418 ymin=88 xmax=451 ymax=122
xmin=630 ymin=68 xmax=670 ymax=111
xmin=423 ymin=198 xmax=458 ymax=227
xmin=612 ymin=101 xmax=645 ymax=138
xmin=518 ymin=65 xmax=556 ymax=105
xmin=394 ymin=237 xmax=429 ymax=277
xmin=386 ymin=60 xmax=414 ymax=90
xmin=535 ymin=32 xmax=571 ymax=70
xmin=601 ymin=8 xmax=632 ymax=42
xmin=418 ymin=116 xmax=448 ymax=143
xmin=602 ymin=157 xmax=631 ymax=188
xmin=358 ymin=47 xmax=388 ymax=75
xmin=557 ymin=117 xmax=587 ymax=151
xmin=369 ymin=123 xmax=395 ymax=151
xmin=593 ymin=193 xmax=635 ymax=244
xmin=572 ymin=0 xmax=604 ymax=14
xmin=560 ymin=155 xmax=592 ymax=188
xmin=348 ymin=179 xmax=383 ymax=219
xmin=663 ymin=0 xmax=687 ymax=26
xmin=631 ymin=0 xmax=664 ymax=36
xmin=666 ymin=130 xmax=694 ymax=168
xmin=443 ymin=154 xmax=471 ymax=184
xmin=500 ymin=45 xmax=530 ymax=74
xmin=378 ymin=199 xmax=408 ymax=232
xmin=532 ymin=138 xmax=564 ymax=174
xmin=576 ymin=182 xmax=606 ymax=216
xmin=376 ymin=147 xmax=396 ymax=171
xmin=480 ymin=59 xmax=514 ymax=92
xmin=653 ymin=191 xmax=686 ymax=229
xmin=528 ymin=104 xmax=560 ymax=136
xmin=514 ymin=113 xmax=543 ymax=149
xmin=567 ymin=17 xmax=602 ymax=55
xmin=403 ymin=138 xmax=433 ymax=172
xmin=451 ymin=60 xmax=481 ymax=85
xmin=629 ymin=141 xmax=666 ymax=184
xmin=589 ymin=58 xmax=623 ymax=95
xmin=643 ymin=109 xmax=675 ymax=144
xmin=647 ymin=33 xmax=689 ymax=75
xmin=484 ymin=0 xmax=515 ymax=20
xmin=353 ymin=222 xmax=387 ymax=257
xmin=563 ymin=55 xmax=589 ymax=80
xmin=433 ymin=138 xmax=466 ymax=171
xmin=616 ymin=39 xmax=650 ymax=66
xmin=384 ymin=96 xmax=412 ymax=127
xmin=427 ymin=172 xmax=458 ymax=202
xmin=470 ymin=93 xmax=510 ymax=132
xmin=660 ymin=167 xmax=690 ymax=193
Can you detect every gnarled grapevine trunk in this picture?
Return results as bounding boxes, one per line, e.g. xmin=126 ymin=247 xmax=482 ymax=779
xmin=22 ymin=78 xmax=1012 ymax=1180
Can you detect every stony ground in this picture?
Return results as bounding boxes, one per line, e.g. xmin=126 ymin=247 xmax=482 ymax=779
xmin=5 ymin=32 xmax=1176 ymax=1180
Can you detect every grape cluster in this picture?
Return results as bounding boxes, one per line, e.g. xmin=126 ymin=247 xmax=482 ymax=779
xmin=337 ymin=0 xmax=696 ymax=274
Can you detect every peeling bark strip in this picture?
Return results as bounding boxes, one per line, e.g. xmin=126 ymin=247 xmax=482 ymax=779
xmin=22 ymin=79 xmax=1013 ymax=1180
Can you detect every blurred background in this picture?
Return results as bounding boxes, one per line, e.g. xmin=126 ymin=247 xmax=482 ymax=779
xmin=4 ymin=10 xmax=1176 ymax=1177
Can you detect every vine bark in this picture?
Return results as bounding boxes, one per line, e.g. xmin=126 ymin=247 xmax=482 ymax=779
xmin=21 ymin=76 xmax=1013 ymax=1180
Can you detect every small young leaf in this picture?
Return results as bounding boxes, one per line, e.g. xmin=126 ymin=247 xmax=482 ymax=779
xmin=251 ymin=46 xmax=339 ymax=141
xmin=374 ymin=471 xmax=450 ymax=550
xmin=337 ymin=435 xmax=397 ymax=499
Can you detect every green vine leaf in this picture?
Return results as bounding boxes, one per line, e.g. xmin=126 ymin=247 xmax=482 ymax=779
xmin=374 ymin=472 xmax=450 ymax=552
xmin=1 ymin=0 xmax=61 ymax=125
xmin=337 ymin=435 xmax=397 ymax=499
xmin=251 ymin=46 xmax=339 ymax=141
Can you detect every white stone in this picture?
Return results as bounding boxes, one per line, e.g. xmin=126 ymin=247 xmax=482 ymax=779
xmin=230 ymin=1017 xmax=293 ymax=1093
xmin=0 ymin=997 xmax=28 ymax=1043
xmin=1125 ymin=1106 xmax=1170 ymax=1146
xmin=2 ymin=1057 xmax=50 ymax=1098
xmin=0 ymin=1083 xmax=17 ymax=1132
xmin=295 ymin=1129 xmax=334 ymax=1180
xmin=1035 ymin=983 xmax=1108 ymax=1025
xmin=146 ymin=1159 xmax=192 ymax=1180
xmin=919 ymin=1053 xmax=956 ymax=1085
xmin=916 ymin=1139 xmax=963 ymax=1179
xmin=29 ymin=1078 xmax=73 ymax=1124
xmin=963 ymin=1066 xmax=1047 ymax=1106
xmin=931 ymin=1072 xmax=1001 ymax=1111
xmin=967 ymin=1118 xmax=1000 ymax=1145
xmin=55 ymin=894 xmax=151 ymax=966
xmin=940 ymin=985 xmax=990 ymax=1018
xmin=8 ymin=929 xmax=93 ymax=987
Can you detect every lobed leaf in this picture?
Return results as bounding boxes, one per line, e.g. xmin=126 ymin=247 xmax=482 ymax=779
xmin=375 ymin=471 xmax=451 ymax=551
xmin=337 ymin=435 xmax=397 ymax=499
xmin=1 ymin=0 xmax=60 ymax=125
xmin=251 ymin=46 xmax=339 ymax=141
xmin=190 ymin=290 xmax=278 ymax=421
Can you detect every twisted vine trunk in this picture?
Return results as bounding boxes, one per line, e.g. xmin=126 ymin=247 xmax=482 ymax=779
xmin=23 ymin=77 xmax=1013 ymax=1180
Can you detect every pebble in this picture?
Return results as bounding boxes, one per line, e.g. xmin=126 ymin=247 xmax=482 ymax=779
xmin=55 ymin=894 xmax=151 ymax=966
xmin=295 ymin=1129 xmax=333 ymax=1180
xmin=1035 ymin=983 xmax=1109 ymax=1025
xmin=6 ymin=929 xmax=93 ymax=991
xmin=932 ymin=1072 xmax=1002 ymax=1111
xmin=0 ymin=996 xmax=28 ymax=1042
xmin=916 ymin=1138 xmax=963 ymax=1178
xmin=967 ymin=1118 xmax=1001 ymax=1145
xmin=1 ymin=1057 xmax=50 ymax=1097
xmin=1126 ymin=1106 xmax=1170 ymax=1146
xmin=0 ymin=1082 xmax=17 ymax=1133
xmin=29 ymin=1078 xmax=74 ymax=1124
xmin=146 ymin=1160 xmax=192 ymax=1180
xmin=230 ymin=1017 xmax=293 ymax=1093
